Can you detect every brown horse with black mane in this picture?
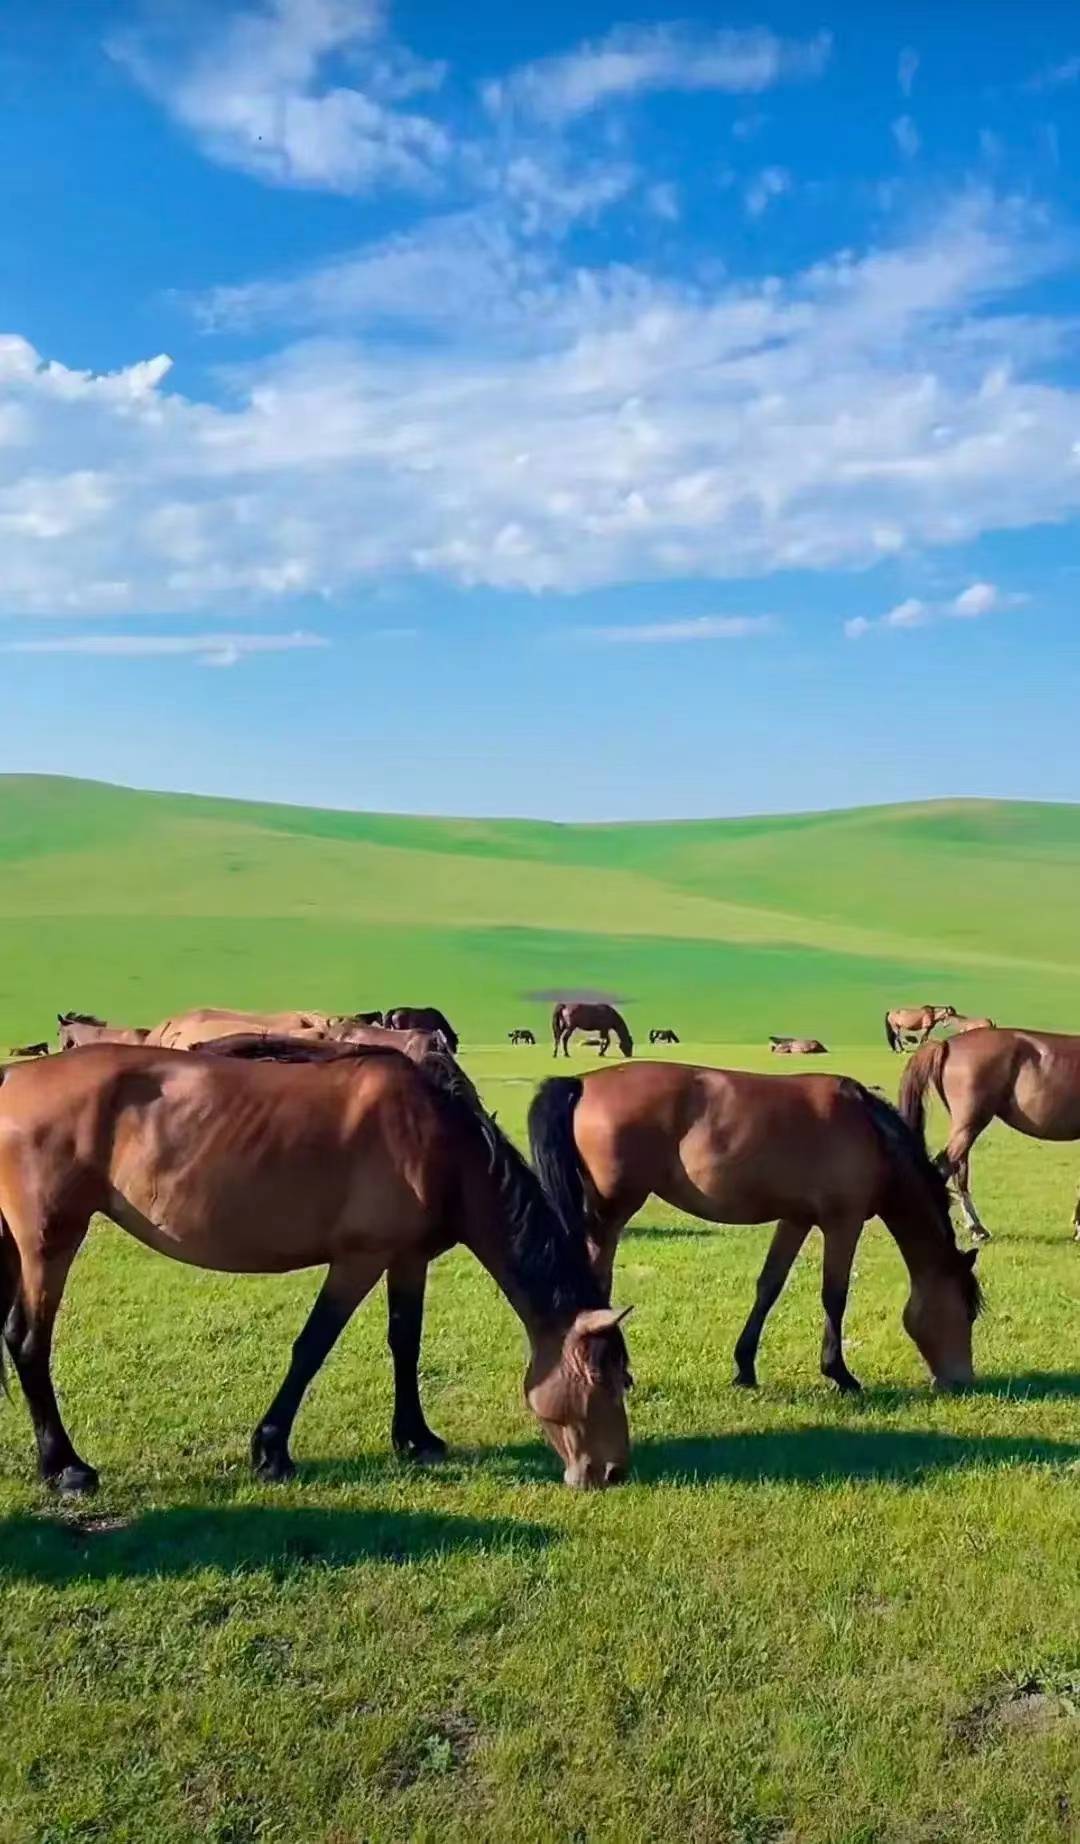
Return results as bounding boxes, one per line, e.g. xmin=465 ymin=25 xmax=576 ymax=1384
xmin=552 ymin=1002 xmax=633 ymax=1060
xmin=384 ymin=1007 xmax=459 ymax=1054
xmin=529 ymin=1061 xmax=980 ymax=1393
xmin=900 ymin=1026 xmax=1080 ymax=1242
xmin=0 ymin=1042 xmax=631 ymax=1493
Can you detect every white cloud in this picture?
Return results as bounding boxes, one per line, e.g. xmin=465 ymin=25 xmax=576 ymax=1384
xmin=645 ymin=182 xmax=680 ymax=223
xmin=744 ymin=165 xmax=791 ymax=217
xmin=485 ymin=25 xmax=831 ymax=123
xmin=892 ymin=114 xmax=921 ymax=159
xmin=111 ymin=0 xmax=450 ymax=195
xmin=1028 ymin=54 xmax=1080 ymax=91
xmin=845 ymin=579 xmax=1024 ymax=637
xmin=1 ymin=630 xmax=328 ymax=666
xmin=882 ymin=596 xmax=930 ymax=628
xmin=585 ymin=615 xmax=775 ymax=643
xmin=2 ymin=196 xmax=1080 ymax=612
xmin=898 ymin=48 xmax=919 ymax=97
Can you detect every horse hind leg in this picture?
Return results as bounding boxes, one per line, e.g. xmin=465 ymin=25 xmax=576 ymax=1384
xmin=2 ymin=1215 xmax=97 ymax=1493
xmin=952 ymin=1150 xmax=991 ymax=1245
xmin=733 ymin=1217 xmax=813 ymax=1388
xmin=818 ymin=1214 xmax=864 ymax=1394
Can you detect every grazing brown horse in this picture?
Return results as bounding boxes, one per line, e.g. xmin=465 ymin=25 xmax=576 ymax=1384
xmin=769 ymin=1037 xmax=827 ymax=1055
xmin=385 ymin=1007 xmax=459 ymax=1055
xmin=57 ymin=1013 xmax=151 ymax=1049
xmin=552 ymin=1002 xmax=633 ymax=1060
xmin=529 ymin=1062 xmax=980 ymax=1393
xmin=649 ymin=1029 xmax=680 ymax=1045
xmin=901 ymin=1028 xmax=1080 ymax=1243
xmin=509 ymin=1029 xmax=537 ymax=1045
xmin=0 ymin=1043 xmax=632 ymax=1493
xmin=884 ymin=1005 xmax=957 ymax=1053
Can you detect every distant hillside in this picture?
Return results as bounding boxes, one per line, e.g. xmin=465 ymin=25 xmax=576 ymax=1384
xmin=1 ymin=775 xmax=1077 ymax=1042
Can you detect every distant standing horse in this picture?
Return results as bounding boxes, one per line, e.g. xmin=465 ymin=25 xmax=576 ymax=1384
xmin=552 ymin=1002 xmax=633 ymax=1060
xmin=529 ymin=1061 xmax=980 ymax=1392
xmin=885 ymin=1004 xmax=957 ymax=1053
xmin=901 ymin=1027 xmax=1080 ymax=1242
xmin=649 ymin=1029 xmax=680 ymax=1045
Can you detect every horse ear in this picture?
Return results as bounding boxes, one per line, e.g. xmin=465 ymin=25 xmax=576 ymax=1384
xmin=573 ymin=1306 xmax=633 ymax=1336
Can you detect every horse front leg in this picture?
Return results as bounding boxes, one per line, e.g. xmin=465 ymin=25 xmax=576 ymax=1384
xmin=251 ymin=1256 xmax=384 ymax=1481
xmin=733 ymin=1217 xmax=812 ymax=1387
xmin=3 ymin=1222 xmax=96 ymax=1493
xmin=819 ymin=1214 xmax=864 ymax=1393
xmin=386 ymin=1254 xmax=446 ymax=1461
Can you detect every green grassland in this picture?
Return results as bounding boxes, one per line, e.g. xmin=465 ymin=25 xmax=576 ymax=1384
xmin=1 ymin=779 xmax=1080 ymax=1842
xmin=2 ymin=774 xmax=1080 ymax=1043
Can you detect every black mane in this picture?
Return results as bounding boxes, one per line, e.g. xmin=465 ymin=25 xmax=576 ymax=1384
xmin=59 ymin=1011 xmax=106 ymax=1026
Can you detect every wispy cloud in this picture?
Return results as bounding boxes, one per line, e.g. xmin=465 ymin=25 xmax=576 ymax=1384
xmin=1027 ymin=53 xmax=1080 ymax=91
xmin=898 ymin=48 xmax=919 ymax=96
xmin=744 ymin=165 xmax=791 ymax=217
xmin=1 ymin=630 xmax=329 ymax=667
xmin=584 ymin=615 xmax=776 ymax=644
xmin=484 ymin=24 xmax=832 ymax=123
xmin=111 ymin=0 xmax=450 ymax=195
xmin=892 ymin=114 xmax=921 ymax=159
xmin=844 ymin=581 xmax=1025 ymax=638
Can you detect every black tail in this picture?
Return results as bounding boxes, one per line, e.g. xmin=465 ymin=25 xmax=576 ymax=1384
xmin=527 ymin=1076 xmax=586 ymax=1235
xmin=884 ymin=1012 xmax=901 ymax=1053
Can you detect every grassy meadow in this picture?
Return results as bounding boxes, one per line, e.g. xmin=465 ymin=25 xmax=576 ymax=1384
xmin=1 ymin=778 xmax=1080 ymax=1841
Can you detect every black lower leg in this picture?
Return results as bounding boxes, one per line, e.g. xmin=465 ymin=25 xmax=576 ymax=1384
xmin=820 ymin=1288 xmax=860 ymax=1392
xmin=251 ymin=1286 xmax=356 ymax=1481
xmin=4 ymin=1298 xmax=98 ymax=1493
xmin=733 ymin=1219 xmax=810 ymax=1387
xmin=387 ymin=1261 xmax=445 ymax=1461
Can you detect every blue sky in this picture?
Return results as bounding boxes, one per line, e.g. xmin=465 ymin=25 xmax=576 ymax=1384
xmin=1 ymin=0 xmax=1079 ymax=818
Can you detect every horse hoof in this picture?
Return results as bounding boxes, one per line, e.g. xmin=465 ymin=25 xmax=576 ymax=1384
xmin=731 ymin=1371 xmax=757 ymax=1390
xmin=48 ymin=1462 xmax=100 ymax=1496
xmin=393 ymin=1432 xmax=448 ymax=1464
xmin=251 ymin=1434 xmax=296 ymax=1483
xmin=829 ymin=1374 xmax=862 ymax=1396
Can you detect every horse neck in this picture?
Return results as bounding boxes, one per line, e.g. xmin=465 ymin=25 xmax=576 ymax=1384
xmin=455 ymin=1132 xmax=597 ymax=1341
xmin=879 ymin=1177 xmax=955 ymax=1285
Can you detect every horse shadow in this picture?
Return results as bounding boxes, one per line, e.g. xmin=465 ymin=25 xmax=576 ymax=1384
xmin=629 ymin=1424 xmax=1080 ymax=1486
xmin=0 ymin=1502 xmax=557 ymax=1587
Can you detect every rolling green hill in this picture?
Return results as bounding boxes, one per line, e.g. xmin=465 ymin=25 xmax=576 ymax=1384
xmin=1 ymin=773 xmax=1078 ymax=1043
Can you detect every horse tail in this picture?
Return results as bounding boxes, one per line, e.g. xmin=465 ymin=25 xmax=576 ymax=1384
xmin=898 ymin=1039 xmax=947 ymax=1138
xmin=527 ymin=1076 xmax=586 ymax=1235
xmin=884 ymin=1012 xmax=901 ymax=1053
xmin=551 ymin=1005 xmax=564 ymax=1054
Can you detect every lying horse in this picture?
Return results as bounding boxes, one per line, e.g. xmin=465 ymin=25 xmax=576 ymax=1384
xmin=884 ymin=1005 xmax=957 ymax=1053
xmin=900 ymin=1027 xmax=1080 ymax=1243
xmin=147 ymin=1007 xmax=336 ymax=1049
xmin=947 ymin=1014 xmax=996 ymax=1036
xmin=9 ymin=1043 xmax=49 ymax=1059
xmin=0 ymin=1042 xmax=631 ymax=1493
xmin=770 ymin=1037 xmax=827 ymax=1055
xmin=552 ymin=1002 xmax=633 ymax=1061
xmin=384 ymin=1007 xmax=459 ymax=1055
xmin=509 ymin=1029 xmax=537 ymax=1045
xmin=529 ymin=1060 xmax=979 ymax=1393
xmin=649 ymin=1029 xmax=680 ymax=1045
xmin=57 ymin=1013 xmax=151 ymax=1049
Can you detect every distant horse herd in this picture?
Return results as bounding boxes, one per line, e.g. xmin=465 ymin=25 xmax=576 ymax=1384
xmin=0 ymin=991 xmax=1074 ymax=1496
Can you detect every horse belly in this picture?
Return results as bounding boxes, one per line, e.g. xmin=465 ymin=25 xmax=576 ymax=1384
xmin=1006 ymin=1066 xmax=1080 ymax=1141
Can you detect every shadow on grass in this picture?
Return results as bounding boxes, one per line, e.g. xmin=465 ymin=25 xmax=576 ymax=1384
xmin=623 ymin=1222 xmax=725 ymax=1243
xmin=0 ymin=1503 xmax=556 ymax=1586
xmin=628 ymin=1425 xmax=1080 ymax=1486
